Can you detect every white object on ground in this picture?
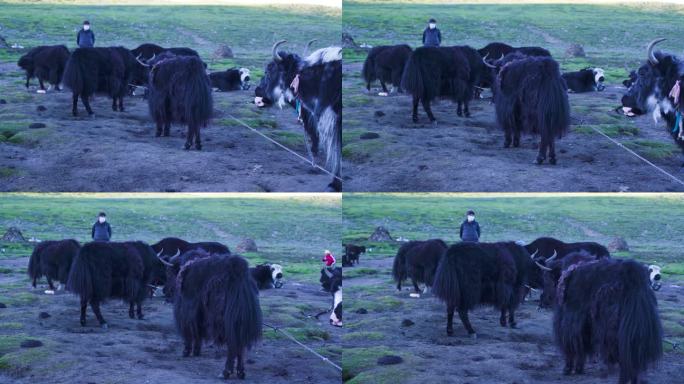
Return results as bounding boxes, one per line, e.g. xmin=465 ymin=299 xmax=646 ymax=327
xmin=377 ymin=92 xmax=388 ymax=97
xmin=409 ymin=293 xmax=420 ymax=298
xmin=44 ymin=289 xmax=55 ymax=295
xmin=36 ymin=89 xmax=46 ymax=94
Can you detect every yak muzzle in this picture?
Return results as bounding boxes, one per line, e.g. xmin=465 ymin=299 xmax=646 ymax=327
xmin=274 ymin=279 xmax=284 ymax=289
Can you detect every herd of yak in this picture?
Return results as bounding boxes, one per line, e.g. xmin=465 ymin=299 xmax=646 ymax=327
xmin=362 ymin=38 xmax=684 ymax=165
xmin=16 ymin=40 xmax=342 ymax=191
xmin=364 ymin=236 xmax=663 ymax=384
xmin=25 ymin=236 xmax=340 ymax=379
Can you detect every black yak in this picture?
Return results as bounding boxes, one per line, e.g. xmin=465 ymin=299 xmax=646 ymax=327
xmin=477 ymin=42 xmax=551 ymax=88
xmin=551 ymin=257 xmax=662 ymax=382
xmin=151 ymin=237 xmax=230 ymax=259
xmin=160 ymin=248 xmax=230 ymax=301
xmin=254 ymin=41 xmax=342 ymax=192
xmin=342 ymin=244 xmax=366 ymax=267
xmin=432 ymin=242 xmax=535 ymax=337
xmin=67 ymin=241 xmax=166 ymax=327
xmin=62 ymin=46 xmax=143 ymax=116
xmin=621 ymin=38 xmax=684 ymax=163
xmin=401 ymin=46 xmax=471 ymax=122
xmin=623 ymin=70 xmax=638 ymax=89
xmin=250 ymin=263 xmax=284 ymax=290
xmin=320 ymin=266 xmax=342 ymax=293
xmin=17 ymin=45 xmax=70 ymax=91
xmin=210 ymin=67 xmax=251 ymax=91
xmin=562 ymin=67 xmax=606 ymax=92
xmin=146 ymin=54 xmax=213 ymax=149
xmin=362 ymin=44 xmax=412 ymax=94
xmin=130 ymin=43 xmax=165 ymax=61
xmin=489 ymin=54 xmax=570 ymax=164
xmin=392 ymin=239 xmax=447 ymax=293
xmin=174 ymin=254 xmax=262 ymax=379
xmin=27 ymin=239 xmax=80 ymax=291
xmin=525 ymin=237 xmax=610 ymax=261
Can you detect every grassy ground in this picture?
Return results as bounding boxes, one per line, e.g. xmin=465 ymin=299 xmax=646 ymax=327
xmin=342 ymin=193 xmax=684 ymax=382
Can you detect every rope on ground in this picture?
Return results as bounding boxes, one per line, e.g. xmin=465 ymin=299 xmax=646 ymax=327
xmin=263 ymin=322 xmax=342 ymax=372
xmin=227 ymin=113 xmax=343 ymax=182
xmin=571 ymin=116 xmax=684 ymax=188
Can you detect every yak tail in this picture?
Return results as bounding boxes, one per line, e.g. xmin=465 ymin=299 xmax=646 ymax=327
xmin=224 ymin=257 xmax=263 ymax=354
xmin=62 ymin=52 xmax=84 ymax=94
xmin=185 ymin=59 xmax=213 ymax=127
xmin=432 ymin=247 xmax=461 ymax=308
xmin=66 ymin=250 xmax=94 ymax=301
xmin=391 ymin=245 xmax=408 ymax=283
xmin=538 ymin=60 xmax=570 ymax=140
xmin=27 ymin=244 xmax=44 ymax=285
xmin=361 ymin=52 xmax=375 ymax=85
xmin=617 ymin=260 xmax=663 ymax=379
xmin=400 ymin=51 xmax=425 ymax=99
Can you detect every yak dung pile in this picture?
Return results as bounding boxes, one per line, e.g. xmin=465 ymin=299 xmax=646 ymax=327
xmin=369 ymin=226 xmax=392 ymax=242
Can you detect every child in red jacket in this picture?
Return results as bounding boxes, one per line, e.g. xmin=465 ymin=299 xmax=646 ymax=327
xmin=322 ymin=250 xmax=336 ymax=268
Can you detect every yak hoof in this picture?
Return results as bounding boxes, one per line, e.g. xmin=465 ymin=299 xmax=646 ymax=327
xmin=535 ymin=157 xmax=544 ymax=165
xmin=446 ymin=328 xmax=453 ymax=336
xmin=80 ymin=319 xmax=86 ymax=326
xmin=550 ymin=158 xmax=557 ymax=165
xmin=195 ymin=143 xmax=202 ymax=151
xmin=222 ymin=370 xmax=231 ymax=379
xmin=155 ymin=131 xmax=162 ymax=137
xmin=237 ymin=371 xmax=245 ymax=380
xmin=137 ymin=314 xmax=144 ymax=320
xmin=412 ymin=116 xmax=418 ymax=123
xmin=129 ymin=312 xmax=135 ymax=319
xmin=464 ymin=112 xmax=471 ymax=118
xmin=184 ymin=143 xmax=192 ymax=150
xmin=101 ymin=323 xmax=108 ymax=329
xmin=470 ymin=333 xmax=477 ymax=340
xmin=182 ymin=349 xmax=191 ymax=357
xmin=509 ymin=322 xmax=517 ymax=329
xmin=563 ymin=367 xmax=572 ymax=375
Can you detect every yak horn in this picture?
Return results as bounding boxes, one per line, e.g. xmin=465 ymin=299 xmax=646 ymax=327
xmin=168 ymin=249 xmax=181 ymax=261
xmin=535 ymin=261 xmax=552 ymax=272
xmin=546 ymin=250 xmax=558 ymax=263
xmin=157 ymin=256 xmax=173 ymax=267
xmin=647 ymin=38 xmax=666 ymax=65
xmin=482 ymin=53 xmax=497 ymax=69
xmin=529 ymin=249 xmax=539 ymax=260
xmin=156 ymin=248 xmax=164 ymax=257
xmin=272 ymin=40 xmax=287 ymax=62
xmin=135 ymin=54 xmax=151 ymax=67
xmin=303 ymin=39 xmax=317 ymax=56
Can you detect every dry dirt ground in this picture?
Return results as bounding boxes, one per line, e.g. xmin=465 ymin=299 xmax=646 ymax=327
xmin=0 ymin=63 xmax=332 ymax=192
xmin=0 ymin=257 xmax=342 ymax=384
xmin=343 ymin=256 xmax=684 ymax=383
xmin=342 ymin=62 xmax=684 ymax=192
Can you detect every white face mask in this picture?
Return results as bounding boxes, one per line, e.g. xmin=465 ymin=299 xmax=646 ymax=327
xmin=98 ymin=217 xmax=105 ymax=223
xmin=83 ymin=25 xmax=90 ymax=31
xmin=429 ymin=23 xmax=436 ymax=29
xmin=467 ymin=215 xmax=475 ymax=222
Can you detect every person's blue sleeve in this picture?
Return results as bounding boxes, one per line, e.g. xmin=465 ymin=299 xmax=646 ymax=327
xmin=91 ymin=223 xmax=95 ymax=239
xmin=77 ymin=31 xmax=80 ymax=46
xmin=459 ymin=222 xmax=464 ymax=239
xmin=476 ymin=223 xmax=481 ymax=237
xmin=422 ymin=29 xmax=426 ymax=44
xmin=438 ymin=30 xmax=442 ymax=43
xmin=107 ymin=223 xmax=112 ymax=238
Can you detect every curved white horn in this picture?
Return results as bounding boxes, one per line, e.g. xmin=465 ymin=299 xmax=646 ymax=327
xmin=529 ymin=249 xmax=539 ymax=259
xmin=647 ymin=38 xmax=666 ymax=65
xmin=156 ymin=248 xmax=164 ymax=257
xmin=482 ymin=53 xmax=497 ymax=69
xmin=157 ymin=256 xmax=173 ymax=267
xmin=535 ymin=261 xmax=552 ymax=272
xmin=272 ymin=40 xmax=287 ymax=62
xmin=546 ymin=250 xmax=558 ymax=263
xmin=135 ymin=54 xmax=150 ymax=67
xmin=303 ymin=39 xmax=317 ymax=56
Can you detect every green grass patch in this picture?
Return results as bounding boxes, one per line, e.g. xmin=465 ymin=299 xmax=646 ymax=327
xmin=573 ymin=124 xmax=639 ymax=137
xmin=343 ymin=267 xmax=379 ymax=279
xmin=624 ymin=140 xmax=677 ymax=159
xmin=342 ymin=331 xmax=384 ymax=342
xmin=342 ymin=346 xmax=397 ymax=381
xmin=342 ymin=140 xmax=385 ymax=163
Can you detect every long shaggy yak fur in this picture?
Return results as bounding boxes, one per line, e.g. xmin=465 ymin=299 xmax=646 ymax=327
xmin=553 ymin=258 xmax=662 ymax=383
xmin=151 ymin=237 xmax=230 ymax=259
xmin=162 ymin=248 xmax=230 ymax=301
xmin=362 ymin=44 xmax=412 ymax=93
xmin=174 ymin=254 xmax=262 ymax=379
xmin=62 ymin=46 xmax=140 ymax=116
xmin=392 ymin=239 xmax=447 ymax=292
xmin=493 ymin=55 xmax=570 ymax=164
xmin=28 ymin=239 xmax=80 ymax=290
xmin=17 ymin=45 xmax=70 ymax=90
xmin=401 ymin=46 xmax=471 ymax=122
xmin=66 ymin=241 xmax=164 ymax=327
xmin=148 ymin=55 xmax=213 ymax=150
xmin=432 ymin=242 xmax=533 ymax=336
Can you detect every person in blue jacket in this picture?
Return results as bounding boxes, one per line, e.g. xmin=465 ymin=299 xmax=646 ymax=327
xmin=422 ymin=18 xmax=441 ymax=47
xmin=459 ymin=210 xmax=480 ymax=242
xmin=77 ymin=21 xmax=95 ymax=48
xmin=91 ymin=212 xmax=111 ymax=242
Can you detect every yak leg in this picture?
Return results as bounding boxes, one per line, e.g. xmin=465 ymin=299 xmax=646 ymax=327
xmin=462 ymin=99 xmax=471 ymax=118
xmin=574 ymin=351 xmax=585 ymax=374
xmin=136 ymin=301 xmax=144 ymax=320
xmin=118 ymin=96 xmax=124 ymax=112
xmin=72 ymin=93 xmax=79 ymax=116
xmin=194 ymin=125 xmax=202 ymax=150
xmin=38 ymin=78 xmax=46 ymax=91
xmin=412 ymin=95 xmax=420 ymax=123
xmin=563 ymin=352 xmax=574 ymax=375
xmin=391 ymin=69 xmax=403 ymax=93
xmin=155 ymin=120 xmax=163 ymax=137
xmin=192 ymin=333 xmax=201 ymax=356
xmin=112 ymin=97 xmax=118 ymax=112
xmin=504 ymin=128 xmax=512 ymax=148
xmin=536 ymin=139 xmax=547 ymax=165
xmin=163 ymin=121 xmax=171 ymax=137
xmin=365 ymin=81 xmax=371 ymax=92
xmin=513 ymin=129 xmax=521 ymax=147
xmin=184 ymin=126 xmax=193 ymax=150
xmin=446 ymin=304 xmax=455 ymax=336
xmin=81 ymin=94 xmax=94 ymax=116
xmin=236 ymin=350 xmax=246 ymax=380
xmin=223 ymin=347 xmax=236 ymax=379
xmin=380 ymin=80 xmax=389 ymax=93
xmin=46 ymin=276 xmax=55 ymax=291
xmin=129 ymin=302 xmax=135 ymax=319
xmin=80 ymin=296 xmax=88 ymax=326
xmin=499 ymin=308 xmax=507 ymax=327
xmin=32 ymin=277 xmax=37 ymax=288
xmin=508 ymin=308 xmax=517 ymax=328
xmin=396 ymin=278 xmax=402 ymax=291
xmin=457 ymin=101 xmax=463 ymax=117
xmin=182 ymin=328 xmax=193 ymax=357
xmin=458 ymin=308 xmax=476 ymax=337
xmin=25 ymin=74 xmax=31 ymax=89
xmin=421 ymin=99 xmax=436 ymax=122
xmin=411 ymin=276 xmax=421 ymax=293
xmin=548 ymin=138 xmax=557 ymax=165
xmin=90 ymin=300 xmax=107 ymax=328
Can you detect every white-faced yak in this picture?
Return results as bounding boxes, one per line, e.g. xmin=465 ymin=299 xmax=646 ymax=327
xmin=432 ymin=242 xmax=537 ymax=337
xmin=250 ymin=263 xmax=284 ymax=290
xmin=27 ymin=239 xmax=80 ymax=291
xmin=62 ymin=47 xmax=143 ymax=116
xmin=173 ymin=254 xmax=262 ymax=379
xmin=490 ymin=54 xmax=570 ymax=164
xmin=210 ymin=67 xmax=251 ymax=91
xmin=254 ymin=40 xmax=342 ymax=192
xmin=401 ymin=46 xmax=471 ymax=122
xmin=17 ymin=45 xmax=70 ymax=91
xmin=66 ymin=241 xmax=167 ymax=328
xmin=362 ymin=44 xmax=412 ymax=94
xmin=549 ymin=257 xmax=662 ymax=383
xmin=621 ymin=38 xmax=684 ymax=165
xmin=146 ymin=53 xmax=213 ymax=150
xmin=562 ymin=67 xmax=606 ymax=92
xmin=392 ymin=239 xmax=447 ymax=293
